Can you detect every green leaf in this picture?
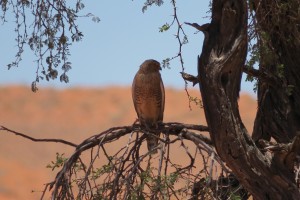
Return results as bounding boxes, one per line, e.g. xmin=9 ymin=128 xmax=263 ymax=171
xmin=46 ymin=153 xmax=68 ymax=171
xmin=159 ymin=23 xmax=170 ymax=32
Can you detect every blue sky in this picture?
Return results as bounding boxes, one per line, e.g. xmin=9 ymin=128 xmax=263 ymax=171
xmin=0 ymin=1 xmax=255 ymax=95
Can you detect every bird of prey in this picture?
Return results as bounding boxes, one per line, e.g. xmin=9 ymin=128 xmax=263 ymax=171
xmin=132 ymin=59 xmax=165 ymax=153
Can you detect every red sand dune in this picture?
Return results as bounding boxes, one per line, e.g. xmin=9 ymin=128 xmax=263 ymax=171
xmin=0 ymin=86 xmax=257 ymax=199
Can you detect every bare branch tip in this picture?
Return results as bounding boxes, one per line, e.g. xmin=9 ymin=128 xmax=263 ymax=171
xmin=185 ymin=22 xmax=210 ymax=33
xmin=180 ymin=72 xmax=199 ymax=86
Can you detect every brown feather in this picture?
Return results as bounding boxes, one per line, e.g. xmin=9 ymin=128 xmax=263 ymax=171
xmin=132 ymin=59 xmax=165 ymax=153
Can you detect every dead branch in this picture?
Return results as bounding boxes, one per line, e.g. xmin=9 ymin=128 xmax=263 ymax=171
xmin=1 ymin=122 xmax=219 ymax=199
xmin=0 ymin=125 xmax=77 ymax=147
xmin=180 ymin=72 xmax=199 ymax=86
xmin=46 ymin=122 xmax=212 ymax=199
xmin=185 ymin=22 xmax=210 ymax=33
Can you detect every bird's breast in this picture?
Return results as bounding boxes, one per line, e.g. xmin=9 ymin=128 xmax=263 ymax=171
xmin=133 ymin=73 xmax=164 ymax=127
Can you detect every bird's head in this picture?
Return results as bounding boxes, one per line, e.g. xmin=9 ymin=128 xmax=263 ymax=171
xmin=139 ymin=59 xmax=162 ymax=73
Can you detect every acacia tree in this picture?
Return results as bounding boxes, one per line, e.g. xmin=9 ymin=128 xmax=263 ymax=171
xmin=196 ymin=0 xmax=300 ymax=199
xmin=1 ymin=0 xmax=300 ymax=199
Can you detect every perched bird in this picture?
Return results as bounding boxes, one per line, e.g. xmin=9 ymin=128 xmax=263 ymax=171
xmin=132 ymin=59 xmax=165 ymax=153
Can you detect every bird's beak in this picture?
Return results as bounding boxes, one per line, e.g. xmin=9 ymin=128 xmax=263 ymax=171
xmin=159 ymin=66 xmax=162 ymax=70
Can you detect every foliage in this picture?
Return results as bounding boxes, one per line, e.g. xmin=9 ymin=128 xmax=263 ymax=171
xmin=46 ymin=153 xmax=68 ymax=171
xmin=142 ymin=0 xmax=164 ymax=13
xmin=0 ymin=0 xmax=99 ymax=92
xmin=189 ymin=96 xmax=203 ymax=108
xmin=161 ymin=58 xmax=170 ymax=69
xmin=159 ymin=23 xmax=170 ymax=32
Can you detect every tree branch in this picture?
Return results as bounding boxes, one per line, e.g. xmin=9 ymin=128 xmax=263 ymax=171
xmin=180 ymin=72 xmax=199 ymax=86
xmin=185 ymin=22 xmax=210 ymax=33
xmin=259 ymin=133 xmax=300 ymax=172
xmin=45 ymin=122 xmax=211 ymax=199
xmin=1 ymin=122 xmax=219 ymax=199
xmin=242 ymin=65 xmax=279 ymax=86
xmin=0 ymin=125 xmax=77 ymax=147
xmin=0 ymin=122 xmax=213 ymax=199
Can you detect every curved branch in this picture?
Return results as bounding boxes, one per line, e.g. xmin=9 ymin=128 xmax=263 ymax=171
xmin=48 ymin=122 xmax=211 ymax=199
xmin=1 ymin=123 xmax=220 ymax=199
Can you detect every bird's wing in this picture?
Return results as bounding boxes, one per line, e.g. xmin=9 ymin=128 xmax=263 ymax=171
xmin=132 ymin=74 xmax=140 ymax=117
xmin=159 ymin=75 xmax=165 ymax=122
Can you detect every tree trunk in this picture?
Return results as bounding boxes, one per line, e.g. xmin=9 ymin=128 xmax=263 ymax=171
xmin=252 ymin=0 xmax=300 ymax=144
xmin=198 ymin=0 xmax=300 ymax=199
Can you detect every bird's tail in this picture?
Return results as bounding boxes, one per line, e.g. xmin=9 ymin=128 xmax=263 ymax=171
xmin=146 ymin=131 xmax=160 ymax=154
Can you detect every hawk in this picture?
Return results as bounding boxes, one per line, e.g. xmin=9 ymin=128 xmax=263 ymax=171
xmin=132 ymin=59 xmax=165 ymax=153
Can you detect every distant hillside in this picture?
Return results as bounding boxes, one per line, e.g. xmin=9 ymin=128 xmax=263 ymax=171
xmin=0 ymin=86 xmax=257 ymax=200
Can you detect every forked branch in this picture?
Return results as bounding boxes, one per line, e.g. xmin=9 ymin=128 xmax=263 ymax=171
xmin=48 ymin=122 xmax=213 ymax=199
xmin=1 ymin=123 xmax=231 ymax=199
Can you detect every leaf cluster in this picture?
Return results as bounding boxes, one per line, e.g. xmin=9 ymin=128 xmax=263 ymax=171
xmin=0 ymin=0 xmax=99 ymax=91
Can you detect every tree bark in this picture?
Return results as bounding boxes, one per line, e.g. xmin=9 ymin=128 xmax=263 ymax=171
xmin=198 ymin=0 xmax=300 ymax=199
xmin=252 ymin=0 xmax=300 ymax=144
